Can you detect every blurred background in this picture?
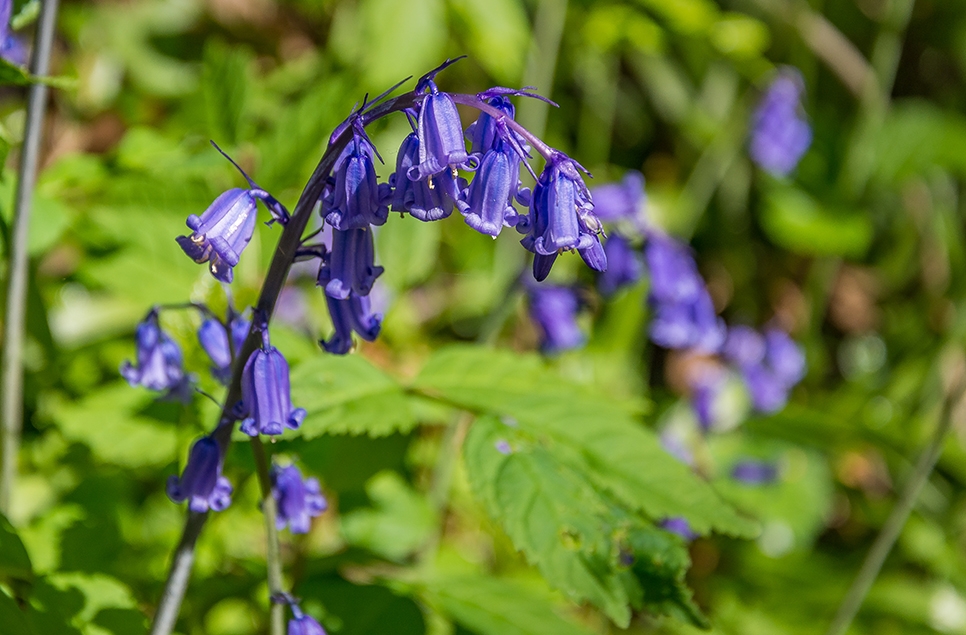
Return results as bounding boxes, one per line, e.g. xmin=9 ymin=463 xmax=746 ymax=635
xmin=3 ymin=0 xmax=966 ymax=633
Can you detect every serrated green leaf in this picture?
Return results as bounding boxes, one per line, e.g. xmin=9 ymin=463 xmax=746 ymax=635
xmin=341 ymin=471 xmax=436 ymax=561
xmin=426 ymin=574 xmax=597 ymax=635
xmin=464 ymin=416 xmax=705 ymax=627
xmin=414 ymin=346 xmax=756 ymax=537
xmin=0 ymin=512 xmax=33 ymax=583
xmin=289 ymin=354 xmax=419 ymax=438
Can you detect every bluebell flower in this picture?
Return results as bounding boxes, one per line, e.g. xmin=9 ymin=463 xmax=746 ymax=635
xmin=320 ymin=293 xmax=382 ymax=355
xmin=528 ymin=283 xmax=585 ymax=354
xmin=520 ymin=152 xmax=606 ymax=280
xmin=590 ymin=171 xmax=645 ymax=226
xmin=408 ymin=59 xmax=472 ymax=181
xmin=121 ymin=310 xmax=191 ymax=397
xmin=649 ymin=292 xmax=725 ymax=353
xmin=390 ymin=131 xmax=462 ymax=221
xmin=318 ymin=228 xmax=383 ymax=300
xmin=731 ymin=459 xmax=779 ymax=485
xmin=465 ymin=94 xmax=517 ymax=156
xmin=289 ymin=605 xmax=326 ymax=635
xmin=322 ymin=119 xmax=391 ymax=231
xmin=272 ymin=464 xmax=328 ymax=534
xmin=749 ymin=68 xmax=812 ymax=177
xmin=0 ymin=0 xmax=24 ymax=67
xmin=457 ymin=135 xmax=524 ymax=236
xmin=644 ymin=233 xmax=725 ymax=352
xmin=661 ymin=517 xmax=697 ymax=541
xmin=239 ymin=329 xmax=306 ymax=436
xmin=722 ymin=325 xmax=766 ymax=370
xmin=598 ymin=234 xmax=643 ymax=296
xmin=166 ymin=435 xmax=233 ymax=513
xmin=198 ymin=310 xmax=250 ymax=385
xmin=689 ymin=367 xmax=725 ymax=432
xmin=764 ymin=327 xmax=806 ymax=386
xmin=177 ymin=146 xmax=289 ymax=284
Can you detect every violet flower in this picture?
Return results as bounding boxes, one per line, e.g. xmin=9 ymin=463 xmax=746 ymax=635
xmin=722 ymin=325 xmax=766 ymax=370
xmin=166 ymin=435 xmax=233 ymax=513
xmin=289 ymin=605 xmax=326 ymax=635
xmin=319 ymin=228 xmax=383 ymax=300
xmin=749 ymin=68 xmax=812 ymax=177
xmin=590 ymin=171 xmax=645 ymax=226
xmin=177 ymin=146 xmax=288 ymax=284
xmin=120 ymin=310 xmax=191 ymax=397
xmin=520 ymin=152 xmax=606 ymax=280
xmin=731 ymin=459 xmax=779 ymax=485
xmin=320 ymin=292 xmax=382 ymax=355
xmin=322 ymin=118 xmax=391 ymax=231
xmin=407 ymin=59 xmax=473 ymax=180
xmin=239 ymin=328 xmax=306 ymax=436
xmin=689 ymin=368 xmax=726 ymax=432
xmin=528 ymin=283 xmax=585 ymax=354
xmin=724 ymin=325 xmax=805 ymax=413
xmin=598 ymin=234 xmax=643 ymax=296
xmin=272 ymin=464 xmax=328 ymax=534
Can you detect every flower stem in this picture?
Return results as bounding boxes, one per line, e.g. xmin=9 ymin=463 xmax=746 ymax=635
xmin=0 ymin=0 xmax=60 ymax=516
xmin=148 ymin=511 xmax=208 ymax=635
xmin=824 ymin=374 xmax=965 ymax=635
xmin=149 ymin=90 xmax=418 ymax=634
xmin=251 ymin=438 xmax=285 ymax=635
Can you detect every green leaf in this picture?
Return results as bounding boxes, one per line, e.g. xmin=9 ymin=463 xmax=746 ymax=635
xmin=464 ymin=416 xmax=705 ymax=627
xmin=289 ymin=354 xmax=419 ymax=438
xmin=709 ymin=14 xmax=770 ymax=59
xmin=0 ymin=512 xmax=33 ymax=583
xmin=341 ymin=471 xmax=437 ymax=561
xmin=0 ymin=57 xmax=31 ymax=86
xmin=426 ymin=574 xmax=597 ymax=635
xmin=44 ymin=384 xmax=179 ymax=468
xmin=414 ymin=346 xmax=755 ymax=537
xmin=759 ymin=186 xmax=873 ymax=258
xmin=0 ymin=589 xmax=34 ymax=635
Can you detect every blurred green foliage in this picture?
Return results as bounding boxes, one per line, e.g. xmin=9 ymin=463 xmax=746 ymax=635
xmin=2 ymin=0 xmax=966 ymax=634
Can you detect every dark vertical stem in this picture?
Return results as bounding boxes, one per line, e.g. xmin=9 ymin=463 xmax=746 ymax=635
xmin=148 ymin=512 xmax=208 ymax=635
xmin=0 ymin=0 xmax=60 ymax=515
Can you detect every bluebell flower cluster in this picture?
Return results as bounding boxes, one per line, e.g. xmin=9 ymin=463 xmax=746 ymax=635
xmin=749 ymin=68 xmax=812 ymax=177
xmin=272 ymin=464 xmax=328 ymax=534
xmin=120 ymin=309 xmax=192 ymax=401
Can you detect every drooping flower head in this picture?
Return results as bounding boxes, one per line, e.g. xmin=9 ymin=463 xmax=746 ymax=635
xmin=322 ymin=115 xmax=391 ymax=231
xmin=198 ymin=309 xmax=250 ymax=385
xmin=166 ymin=435 xmax=233 ymax=513
xmin=598 ymin=233 xmax=643 ymax=296
xmin=527 ymin=283 xmax=585 ymax=354
xmin=749 ymin=68 xmax=812 ymax=177
xmin=288 ymin=604 xmax=326 ymax=635
xmin=590 ymin=171 xmax=646 ymax=228
xmin=0 ymin=0 xmax=25 ymax=67
xmin=177 ymin=144 xmax=289 ymax=283
xmin=272 ymin=464 xmax=328 ymax=534
xmin=320 ymin=292 xmax=382 ymax=355
xmin=521 ymin=151 xmax=606 ymax=280
xmin=644 ymin=233 xmax=725 ymax=353
xmin=390 ymin=131 xmax=463 ymax=222
xmin=457 ymin=116 xmax=529 ymax=236
xmin=120 ymin=309 xmax=191 ymax=398
xmin=318 ymin=227 xmax=383 ymax=300
xmin=407 ymin=58 xmax=473 ymax=181
xmin=239 ymin=324 xmax=306 ymax=436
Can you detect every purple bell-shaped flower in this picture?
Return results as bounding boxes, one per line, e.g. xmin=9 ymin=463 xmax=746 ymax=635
xmin=166 ymin=435 xmax=233 ymax=513
xmin=177 ymin=145 xmax=289 ymax=284
xmin=731 ymin=459 xmax=779 ymax=485
xmin=198 ymin=310 xmax=250 ymax=385
xmin=749 ymin=68 xmax=812 ymax=177
xmin=590 ymin=171 xmax=646 ymax=225
xmin=120 ymin=310 xmax=191 ymax=398
xmin=598 ymin=234 xmax=643 ymax=296
xmin=238 ymin=328 xmax=306 ymax=436
xmin=288 ymin=604 xmax=326 ymax=635
xmin=320 ymin=292 xmax=382 ymax=355
xmin=319 ymin=228 xmax=383 ymax=300
xmin=272 ymin=464 xmax=328 ymax=534
xmin=390 ymin=131 xmax=462 ymax=222
xmin=0 ymin=0 xmax=25 ymax=66
xmin=407 ymin=59 xmax=472 ymax=181
xmin=322 ymin=118 xmax=392 ymax=231
xmin=528 ymin=283 xmax=585 ymax=354
xmin=520 ymin=152 xmax=605 ymax=280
